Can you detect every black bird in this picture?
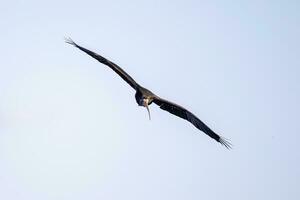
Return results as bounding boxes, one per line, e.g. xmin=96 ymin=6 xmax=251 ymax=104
xmin=66 ymin=38 xmax=231 ymax=149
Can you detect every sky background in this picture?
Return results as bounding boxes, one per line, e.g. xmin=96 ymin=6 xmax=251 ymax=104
xmin=0 ymin=0 xmax=299 ymax=199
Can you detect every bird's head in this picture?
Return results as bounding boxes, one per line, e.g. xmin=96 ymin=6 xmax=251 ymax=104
xmin=142 ymin=98 xmax=151 ymax=120
xmin=142 ymin=98 xmax=149 ymax=106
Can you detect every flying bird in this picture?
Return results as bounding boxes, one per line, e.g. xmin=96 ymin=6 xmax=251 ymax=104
xmin=66 ymin=38 xmax=232 ymax=149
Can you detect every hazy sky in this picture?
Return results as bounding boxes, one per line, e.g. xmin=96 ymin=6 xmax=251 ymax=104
xmin=0 ymin=0 xmax=299 ymax=200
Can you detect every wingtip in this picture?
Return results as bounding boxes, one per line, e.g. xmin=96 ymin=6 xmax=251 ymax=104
xmin=219 ymin=137 xmax=232 ymax=149
xmin=64 ymin=37 xmax=77 ymax=47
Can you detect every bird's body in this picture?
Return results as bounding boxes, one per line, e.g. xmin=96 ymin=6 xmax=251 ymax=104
xmin=135 ymin=87 xmax=153 ymax=106
xmin=134 ymin=86 xmax=157 ymax=120
xmin=66 ymin=38 xmax=231 ymax=149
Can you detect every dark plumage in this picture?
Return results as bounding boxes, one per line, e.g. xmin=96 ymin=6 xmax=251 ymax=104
xmin=66 ymin=38 xmax=232 ymax=149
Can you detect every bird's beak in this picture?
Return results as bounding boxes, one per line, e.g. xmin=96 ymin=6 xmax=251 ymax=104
xmin=144 ymin=101 xmax=151 ymax=120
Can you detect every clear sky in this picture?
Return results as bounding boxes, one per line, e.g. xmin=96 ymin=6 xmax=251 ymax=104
xmin=0 ymin=0 xmax=299 ymax=199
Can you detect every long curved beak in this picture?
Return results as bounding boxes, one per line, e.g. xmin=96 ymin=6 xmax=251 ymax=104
xmin=145 ymin=104 xmax=151 ymax=120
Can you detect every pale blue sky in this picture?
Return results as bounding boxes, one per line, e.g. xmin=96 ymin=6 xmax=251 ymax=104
xmin=0 ymin=0 xmax=299 ymax=200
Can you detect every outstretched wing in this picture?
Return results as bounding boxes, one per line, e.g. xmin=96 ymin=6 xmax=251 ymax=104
xmin=153 ymin=97 xmax=231 ymax=149
xmin=66 ymin=38 xmax=140 ymax=90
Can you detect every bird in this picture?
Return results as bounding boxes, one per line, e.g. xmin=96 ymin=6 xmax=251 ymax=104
xmin=65 ymin=38 xmax=232 ymax=149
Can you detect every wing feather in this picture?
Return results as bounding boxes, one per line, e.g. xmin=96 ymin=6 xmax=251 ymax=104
xmin=66 ymin=38 xmax=139 ymax=90
xmin=153 ymin=97 xmax=232 ymax=149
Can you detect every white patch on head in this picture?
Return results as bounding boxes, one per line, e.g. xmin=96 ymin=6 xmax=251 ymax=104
xmin=139 ymin=98 xmax=149 ymax=107
xmin=144 ymin=98 xmax=149 ymax=105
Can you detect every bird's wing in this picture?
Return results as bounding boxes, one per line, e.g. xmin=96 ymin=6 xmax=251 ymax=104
xmin=66 ymin=38 xmax=139 ymax=90
xmin=153 ymin=96 xmax=231 ymax=148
